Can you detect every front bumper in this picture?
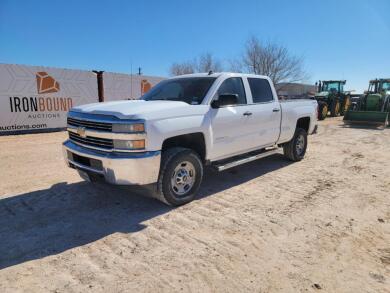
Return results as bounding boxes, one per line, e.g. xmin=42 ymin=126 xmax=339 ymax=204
xmin=63 ymin=140 xmax=161 ymax=185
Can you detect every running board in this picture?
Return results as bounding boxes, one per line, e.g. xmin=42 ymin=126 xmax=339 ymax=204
xmin=212 ymin=147 xmax=280 ymax=172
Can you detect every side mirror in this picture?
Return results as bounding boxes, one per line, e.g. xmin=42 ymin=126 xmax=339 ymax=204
xmin=211 ymin=94 xmax=239 ymax=108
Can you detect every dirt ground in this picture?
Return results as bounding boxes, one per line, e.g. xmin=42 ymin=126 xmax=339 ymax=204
xmin=0 ymin=117 xmax=389 ymax=293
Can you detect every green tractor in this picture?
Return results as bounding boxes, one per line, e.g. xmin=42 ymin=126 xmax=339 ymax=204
xmin=314 ymin=80 xmax=352 ymax=120
xmin=344 ymin=78 xmax=390 ymax=127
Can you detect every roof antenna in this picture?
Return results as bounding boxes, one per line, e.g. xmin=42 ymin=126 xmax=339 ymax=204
xmin=208 ymin=70 xmax=213 ymax=75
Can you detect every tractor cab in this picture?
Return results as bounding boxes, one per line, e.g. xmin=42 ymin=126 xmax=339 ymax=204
xmin=315 ymin=80 xmax=349 ymax=120
xmin=319 ymin=80 xmax=345 ymax=94
xmin=368 ymin=79 xmax=390 ymax=94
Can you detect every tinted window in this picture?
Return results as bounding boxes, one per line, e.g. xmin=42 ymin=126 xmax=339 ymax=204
xmin=142 ymin=77 xmax=216 ymax=105
xmin=381 ymin=82 xmax=390 ymax=91
xmin=248 ymin=78 xmax=274 ymax=103
xmin=217 ymin=77 xmax=247 ymax=104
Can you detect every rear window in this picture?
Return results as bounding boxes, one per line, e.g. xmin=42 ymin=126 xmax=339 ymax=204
xmin=248 ymin=78 xmax=274 ymax=103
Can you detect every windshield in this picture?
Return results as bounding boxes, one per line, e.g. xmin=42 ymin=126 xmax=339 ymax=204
xmin=368 ymin=81 xmax=390 ymax=93
xmin=322 ymin=82 xmax=340 ymax=92
xmin=142 ymin=77 xmax=217 ymax=104
xmin=380 ymin=82 xmax=390 ymax=92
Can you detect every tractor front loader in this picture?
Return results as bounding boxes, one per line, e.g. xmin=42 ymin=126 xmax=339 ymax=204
xmin=344 ymin=78 xmax=390 ymax=127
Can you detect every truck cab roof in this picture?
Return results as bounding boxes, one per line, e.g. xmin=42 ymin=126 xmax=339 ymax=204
xmin=321 ymin=80 xmax=346 ymax=84
xmin=169 ymin=72 xmax=271 ymax=80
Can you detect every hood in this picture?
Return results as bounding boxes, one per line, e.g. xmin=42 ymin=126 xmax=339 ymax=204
xmin=71 ymin=100 xmax=207 ymax=120
xmin=367 ymin=93 xmax=382 ymax=99
xmin=315 ymin=91 xmax=329 ymax=98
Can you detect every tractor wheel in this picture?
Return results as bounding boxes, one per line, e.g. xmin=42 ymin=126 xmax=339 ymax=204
xmin=330 ymin=100 xmax=341 ymax=117
xmin=318 ymin=103 xmax=328 ymax=120
xmin=341 ymin=96 xmax=351 ymax=115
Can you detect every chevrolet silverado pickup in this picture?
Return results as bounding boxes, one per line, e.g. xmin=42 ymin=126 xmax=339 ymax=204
xmin=63 ymin=73 xmax=318 ymax=205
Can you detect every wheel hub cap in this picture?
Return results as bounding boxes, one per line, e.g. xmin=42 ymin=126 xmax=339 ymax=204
xmin=171 ymin=161 xmax=196 ymax=196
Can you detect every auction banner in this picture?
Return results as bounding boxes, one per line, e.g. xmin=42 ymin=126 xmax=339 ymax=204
xmin=103 ymin=72 xmax=164 ymax=101
xmin=0 ymin=63 xmax=98 ymax=134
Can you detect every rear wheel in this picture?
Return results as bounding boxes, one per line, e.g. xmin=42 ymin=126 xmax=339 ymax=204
xmin=330 ymin=100 xmax=341 ymax=117
xmin=283 ymin=128 xmax=308 ymax=161
xmin=318 ymin=102 xmax=328 ymax=120
xmin=341 ymin=96 xmax=351 ymax=115
xmin=156 ymin=147 xmax=203 ymax=206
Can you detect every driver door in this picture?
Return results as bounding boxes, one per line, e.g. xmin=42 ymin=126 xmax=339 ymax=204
xmin=208 ymin=77 xmax=256 ymax=161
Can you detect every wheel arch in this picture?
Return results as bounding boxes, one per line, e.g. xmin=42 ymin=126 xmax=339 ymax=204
xmin=296 ymin=116 xmax=310 ymax=133
xmin=161 ymin=132 xmax=206 ymax=162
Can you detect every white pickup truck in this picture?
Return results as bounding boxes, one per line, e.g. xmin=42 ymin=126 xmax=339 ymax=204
xmin=63 ymin=73 xmax=318 ymax=205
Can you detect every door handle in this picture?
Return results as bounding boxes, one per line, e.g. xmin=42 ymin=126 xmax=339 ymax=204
xmin=243 ymin=111 xmax=252 ymax=116
xmin=272 ymin=108 xmax=280 ymax=112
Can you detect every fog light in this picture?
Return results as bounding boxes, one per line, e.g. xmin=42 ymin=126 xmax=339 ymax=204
xmin=114 ymin=139 xmax=145 ymax=150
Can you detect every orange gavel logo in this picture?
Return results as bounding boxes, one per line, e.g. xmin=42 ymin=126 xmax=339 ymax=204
xmin=36 ymin=72 xmax=60 ymax=94
xmin=141 ymin=79 xmax=152 ymax=95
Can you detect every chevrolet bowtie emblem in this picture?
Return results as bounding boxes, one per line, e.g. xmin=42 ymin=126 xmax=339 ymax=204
xmin=77 ymin=127 xmax=86 ymax=138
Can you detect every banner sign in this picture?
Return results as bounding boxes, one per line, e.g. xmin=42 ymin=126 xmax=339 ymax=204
xmin=0 ymin=64 xmax=166 ymax=135
xmin=103 ymin=72 xmax=164 ymax=101
xmin=0 ymin=63 xmax=98 ymax=134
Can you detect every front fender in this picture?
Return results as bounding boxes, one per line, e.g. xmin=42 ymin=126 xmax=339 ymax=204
xmin=146 ymin=114 xmax=211 ymax=155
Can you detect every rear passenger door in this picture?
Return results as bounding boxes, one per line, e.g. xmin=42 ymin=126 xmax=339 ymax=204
xmin=246 ymin=77 xmax=281 ymax=148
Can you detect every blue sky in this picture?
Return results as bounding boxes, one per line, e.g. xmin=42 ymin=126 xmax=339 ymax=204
xmin=0 ymin=0 xmax=389 ymax=92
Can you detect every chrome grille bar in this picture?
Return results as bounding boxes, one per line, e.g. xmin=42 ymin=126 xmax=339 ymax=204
xmin=67 ymin=117 xmax=112 ymax=131
xmin=69 ymin=132 xmax=113 ymax=149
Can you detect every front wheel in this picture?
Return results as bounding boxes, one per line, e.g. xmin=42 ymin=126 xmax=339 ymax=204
xmin=341 ymin=96 xmax=351 ymax=115
xmin=283 ymin=128 xmax=308 ymax=161
xmin=330 ymin=100 xmax=341 ymax=117
xmin=318 ymin=102 xmax=328 ymax=120
xmin=156 ymin=147 xmax=203 ymax=206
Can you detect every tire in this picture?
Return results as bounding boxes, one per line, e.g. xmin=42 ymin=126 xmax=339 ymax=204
xmin=341 ymin=96 xmax=351 ymax=115
xmin=283 ymin=128 xmax=308 ymax=162
xmin=330 ymin=100 xmax=341 ymax=117
xmin=318 ymin=102 xmax=328 ymax=120
xmin=156 ymin=147 xmax=203 ymax=206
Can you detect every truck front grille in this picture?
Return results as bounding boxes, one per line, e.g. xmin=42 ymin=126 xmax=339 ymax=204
xmin=68 ymin=131 xmax=113 ymax=150
xmin=67 ymin=117 xmax=112 ymax=131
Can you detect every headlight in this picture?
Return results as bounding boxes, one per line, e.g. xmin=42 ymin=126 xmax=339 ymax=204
xmin=112 ymin=123 xmax=145 ymax=133
xmin=113 ymin=139 xmax=145 ymax=150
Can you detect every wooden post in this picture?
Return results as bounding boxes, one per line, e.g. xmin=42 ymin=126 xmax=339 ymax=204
xmin=92 ymin=70 xmax=105 ymax=102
